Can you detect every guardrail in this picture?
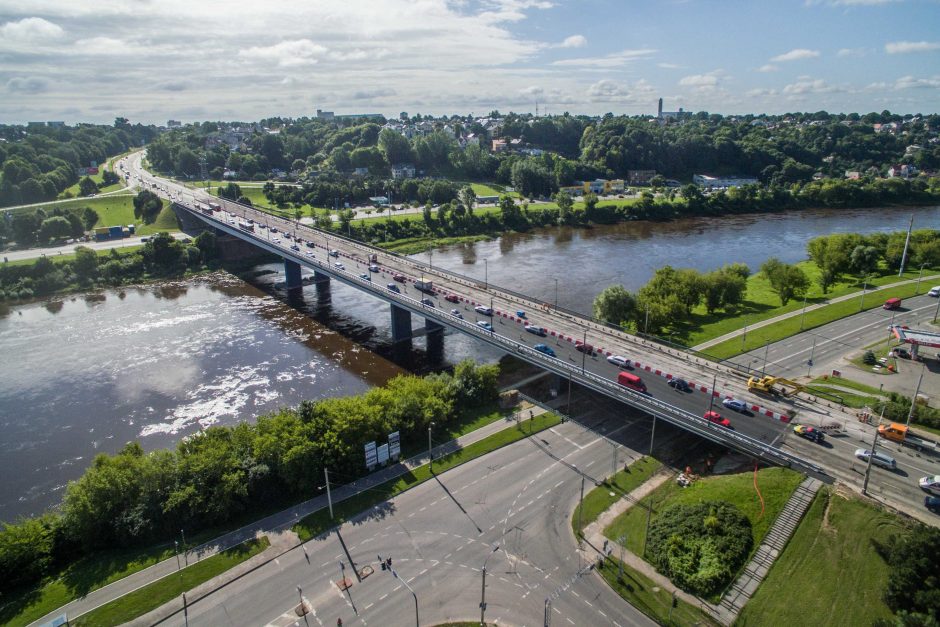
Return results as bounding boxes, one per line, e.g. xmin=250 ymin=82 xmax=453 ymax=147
xmin=183 ymin=201 xmax=826 ymax=479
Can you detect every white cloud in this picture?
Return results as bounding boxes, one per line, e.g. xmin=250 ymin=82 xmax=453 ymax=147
xmin=770 ymin=48 xmax=821 ymax=62
xmin=758 ymin=64 xmax=778 ymax=72
xmin=552 ymin=48 xmax=656 ymax=67
xmin=837 ymin=47 xmax=866 ymax=57
xmin=657 ymin=62 xmax=681 ymax=69
xmin=746 ymin=87 xmax=778 ymax=97
xmin=894 ymin=75 xmax=940 ymax=89
xmin=239 ymin=39 xmax=328 ymax=67
xmin=0 ymin=17 xmax=64 ymax=41
xmin=885 ymin=41 xmax=940 ymax=54
xmin=782 ymin=77 xmax=838 ymax=95
xmin=586 ymin=79 xmax=655 ymax=102
xmin=678 ymin=70 xmax=727 ymax=92
xmin=558 ymin=34 xmax=586 ymax=48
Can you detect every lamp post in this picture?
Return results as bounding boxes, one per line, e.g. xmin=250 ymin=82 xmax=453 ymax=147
xmin=800 ymin=294 xmax=808 ymax=329
xmin=707 ymin=372 xmax=718 ymax=414
xmin=174 ymin=541 xmax=181 ymax=572
xmin=859 ymin=276 xmax=869 ymax=311
xmin=862 ymin=404 xmax=886 ymax=496
xmin=480 ymin=545 xmax=500 ymax=625
xmin=906 ymin=363 xmax=926 ymax=428
xmin=484 ymin=258 xmax=488 ymax=290
xmin=761 ymin=341 xmax=770 ymax=377
xmin=581 ymin=329 xmax=588 ymax=374
xmin=915 ymin=263 xmax=927 ymax=295
xmin=554 ymin=278 xmax=559 ymax=311
xmin=392 ymin=569 xmax=419 ymax=627
xmin=428 ymin=422 xmax=434 ymax=468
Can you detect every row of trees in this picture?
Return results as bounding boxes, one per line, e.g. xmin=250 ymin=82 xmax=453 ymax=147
xmin=262 ymin=175 xmax=461 ymax=209
xmin=0 ymin=361 xmax=499 ymax=594
xmin=0 ymin=119 xmax=156 ymax=207
xmin=2 ymin=205 xmax=99 ymax=246
xmin=0 ymin=232 xmax=216 ymax=302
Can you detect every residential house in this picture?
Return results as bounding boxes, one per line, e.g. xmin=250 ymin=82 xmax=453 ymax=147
xmin=390 ymin=163 xmax=416 ymax=179
xmin=627 ymin=170 xmax=657 ymax=185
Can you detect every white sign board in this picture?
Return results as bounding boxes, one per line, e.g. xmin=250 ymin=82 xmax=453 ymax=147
xmin=377 ymin=443 xmax=390 ymax=465
xmin=388 ymin=431 xmax=401 ymax=460
xmin=364 ymin=441 xmax=377 ymax=470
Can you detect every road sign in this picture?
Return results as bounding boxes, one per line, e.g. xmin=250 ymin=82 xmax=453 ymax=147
xmin=364 ymin=441 xmax=377 ymax=470
xmin=389 ymin=431 xmax=401 ymax=460
xmin=377 ymin=443 xmax=390 ymax=465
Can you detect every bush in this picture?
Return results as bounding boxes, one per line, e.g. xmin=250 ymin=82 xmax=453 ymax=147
xmin=863 ymin=350 xmax=877 ymax=365
xmin=646 ymin=500 xmax=753 ymax=596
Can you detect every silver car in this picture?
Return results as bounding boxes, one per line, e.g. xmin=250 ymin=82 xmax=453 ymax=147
xmin=919 ymin=475 xmax=940 ymax=495
xmin=854 ymin=448 xmax=897 ymax=470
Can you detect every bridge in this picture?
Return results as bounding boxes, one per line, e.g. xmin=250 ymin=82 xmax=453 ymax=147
xmin=131 ymin=158 xmax=831 ymax=478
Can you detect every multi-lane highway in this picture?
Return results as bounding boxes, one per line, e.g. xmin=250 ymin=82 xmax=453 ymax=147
xmin=159 ymin=406 xmax=685 ymax=627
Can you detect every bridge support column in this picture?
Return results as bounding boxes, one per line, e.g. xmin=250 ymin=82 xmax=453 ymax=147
xmin=390 ymin=304 xmax=412 ymax=342
xmin=284 ymin=259 xmax=302 ymax=290
xmin=313 ymin=270 xmax=331 ymax=285
xmin=425 ymin=318 xmax=444 ymax=334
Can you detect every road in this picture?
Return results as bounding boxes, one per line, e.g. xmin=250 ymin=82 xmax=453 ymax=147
xmin=160 ymin=410 xmax=675 ymax=627
xmin=1 ymin=232 xmax=190 ymax=262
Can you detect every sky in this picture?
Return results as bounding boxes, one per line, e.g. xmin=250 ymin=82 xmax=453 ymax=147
xmin=1 ymin=0 xmax=939 ymax=125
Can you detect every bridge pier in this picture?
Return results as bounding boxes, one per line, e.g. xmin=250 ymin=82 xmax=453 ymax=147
xmin=284 ymin=259 xmax=302 ymax=290
xmin=390 ymin=304 xmax=413 ymax=342
xmin=313 ymin=270 xmax=331 ymax=285
xmin=425 ymin=318 xmax=444 ymax=334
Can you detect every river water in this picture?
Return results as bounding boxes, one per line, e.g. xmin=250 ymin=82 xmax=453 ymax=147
xmin=0 ymin=204 xmax=936 ymax=521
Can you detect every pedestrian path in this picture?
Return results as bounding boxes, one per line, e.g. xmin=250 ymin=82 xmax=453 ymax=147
xmin=30 ymin=401 xmax=551 ymax=627
xmin=693 ymin=274 xmax=940 ymax=352
xmin=716 ymin=476 xmax=822 ymax=624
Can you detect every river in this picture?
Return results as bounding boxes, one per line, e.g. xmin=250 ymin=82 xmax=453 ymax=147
xmin=0 ymin=204 xmax=936 ymax=521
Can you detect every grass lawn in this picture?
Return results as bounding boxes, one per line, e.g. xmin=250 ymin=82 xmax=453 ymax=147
xmin=572 ymin=457 xmax=662 ymax=537
xmin=0 ymin=543 xmax=178 ymax=627
xmin=603 ymin=467 xmax=803 ymax=582
xmin=13 ymin=196 xmax=178 ymax=236
xmin=72 ymin=537 xmax=270 ymax=627
xmin=682 ymin=264 xmax=939 ymax=352
xmin=294 ymin=412 xmax=562 ymax=541
xmin=703 ymin=278 xmax=939 ymax=360
xmin=3 ymin=245 xmax=146 ymax=268
xmin=597 ymin=557 xmax=719 ymax=627
xmin=735 ymin=488 xmax=904 ymax=627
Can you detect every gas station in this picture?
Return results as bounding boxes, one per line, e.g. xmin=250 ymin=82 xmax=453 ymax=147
xmin=891 ymin=325 xmax=940 ymax=360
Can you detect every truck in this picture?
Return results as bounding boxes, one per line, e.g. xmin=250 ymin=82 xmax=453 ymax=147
xmin=878 ymin=423 xmax=940 ymax=456
xmin=415 ymin=279 xmax=434 ymax=293
xmin=747 ymin=375 xmax=805 ymax=398
xmin=238 ymin=221 xmax=254 ymax=232
xmin=883 ymin=297 xmax=902 ymax=310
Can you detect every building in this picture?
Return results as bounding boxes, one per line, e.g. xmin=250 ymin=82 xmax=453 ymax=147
xmin=583 ymin=179 xmax=625 ymax=194
xmin=316 ymin=109 xmax=335 ymax=120
xmin=368 ymin=196 xmax=390 ymax=206
xmin=888 ymin=164 xmax=917 ymax=178
xmin=390 ymin=163 xmax=416 ymax=179
xmin=353 ymin=167 xmax=369 ymax=176
xmin=844 ymin=171 xmax=861 ymax=180
xmin=657 ymin=98 xmax=691 ymax=122
xmin=47 ymin=121 xmax=65 ymax=128
xmin=167 ymin=120 xmax=182 ymax=128
xmin=627 ymin=170 xmax=657 ymax=185
xmin=492 ymin=139 xmax=509 ymax=153
xmin=692 ymin=174 xmax=758 ymax=189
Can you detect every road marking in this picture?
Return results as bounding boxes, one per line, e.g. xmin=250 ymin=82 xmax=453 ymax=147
xmin=567 ymin=618 xmax=575 ymax=624
xmin=379 ymin=594 xmax=388 ymax=600
xmin=554 ymin=481 xmax=564 ymax=488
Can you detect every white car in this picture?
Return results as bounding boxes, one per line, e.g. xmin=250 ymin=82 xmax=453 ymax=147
xmin=334 ymin=262 xmax=345 ymax=270
xmin=929 ymin=286 xmax=940 ymax=297
xmin=607 ymin=355 xmax=631 ymax=369
xmin=474 ymin=305 xmax=494 ymax=316
xmin=854 ymin=448 xmax=897 ymax=470
xmin=920 ymin=475 xmax=940 ymax=495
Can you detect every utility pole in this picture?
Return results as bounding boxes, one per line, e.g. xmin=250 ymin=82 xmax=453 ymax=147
xmin=761 ymin=341 xmax=770 ymax=377
xmin=324 ymin=468 xmax=333 ymax=519
xmin=554 ymin=278 xmax=559 ymax=311
xmin=428 ymin=422 xmax=435 ymax=470
xmin=862 ymin=404 xmax=886 ymax=496
xmin=800 ymin=294 xmax=808 ymax=329
xmin=180 ymin=529 xmax=188 ymax=566
xmin=581 ymin=330 xmax=588 ymax=374
xmin=480 ymin=545 xmax=500 ymax=625
xmin=707 ymin=372 xmax=718 ymax=413
xmin=859 ymin=276 xmax=869 ymax=311
xmin=577 ymin=473 xmax=585 ymax=541
xmin=807 ymin=336 xmax=817 ymax=377
xmin=392 ymin=569 xmax=419 ymax=627
xmin=898 ymin=214 xmax=914 ymax=277
xmin=484 ymin=258 xmax=488 ymax=290
xmin=906 ymin=363 xmax=926 ymax=428
xmin=915 ymin=263 xmax=927 ymax=294
xmin=544 ymin=598 xmax=551 ymax=627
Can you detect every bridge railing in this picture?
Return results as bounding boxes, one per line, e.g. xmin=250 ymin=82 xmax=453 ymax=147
xmin=182 ymin=202 xmax=825 ymax=478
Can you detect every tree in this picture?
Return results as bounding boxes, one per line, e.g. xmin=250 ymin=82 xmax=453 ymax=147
xmin=194 ymin=231 xmax=218 ymax=261
xmin=634 ymin=292 xmax=685 ymax=335
xmin=511 ymin=160 xmax=554 ymax=198
xmin=73 ymin=246 xmax=99 ymax=282
xmin=807 ymin=235 xmax=852 ymax=293
xmin=582 ymin=192 xmax=599 ymax=221
xmin=78 ymin=176 xmax=99 ymax=197
xmin=459 ymin=186 xmax=476 ymax=216
xmin=593 ymin=285 xmax=636 ymax=327
xmin=101 ymin=170 xmax=120 ymax=186
xmin=649 ymin=174 xmax=666 ymax=189
xmin=850 ymin=245 xmax=880 ymax=277
xmin=143 ymin=231 xmax=184 ymax=269
xmin=377 ymin=128 xmax=414 ymax=166
xmin=881 ymin=525 xmax=940 ymax=624
xmin=761 ymin=257 xmax=809 ymax=305
xmin=81 ymin=207 xmax=100 ymax=230
xmin=554 ymin=191 xmax=574 ymax=224
xmin=37 ymin=216 xmax=72 ymax=243
xmin=702 ymin=269 xmax=747 ymax=313
xmin=218 ymin=182 xmax=242 ymax=201
xmin=498 ymin=195 xmax=523 ymax=227
xmin=11 ymin=212 xmax=41 ymax=244
xmin=133 ymin=190 xmax=163 ymax=223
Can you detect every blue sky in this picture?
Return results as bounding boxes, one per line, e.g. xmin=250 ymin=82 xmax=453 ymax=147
xmin=0 ymin=0 xmax=938 ymax=124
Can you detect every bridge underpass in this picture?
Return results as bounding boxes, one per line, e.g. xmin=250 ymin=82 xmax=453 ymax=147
xmin=173 ymin=201 xmax=830 ymax=480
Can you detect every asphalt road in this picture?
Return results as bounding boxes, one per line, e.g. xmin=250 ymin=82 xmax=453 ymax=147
xmin=1 ymin=232 xmax=190 ymax=262
xmin=160 ymin=413 xmax=671 ymax=627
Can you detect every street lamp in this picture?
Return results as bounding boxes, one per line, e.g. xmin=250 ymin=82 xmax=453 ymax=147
xmin=480 ymin=545 xmax=500 ymax=625
xmin=915 ymin=263 xmax=927 ymax=295
xmin=581 ymin=329 xmax=588 ymax=374
xmin=554 ymin=278 xmax=559 ymax=311
xmin=484 ymin=258 xmax=488 ymax=290
xmin=862 ymin=404 xmax=886 ymax=496
xmin=392 ymin=569 xmax=419 ymax=627
xmin=428 ymin=422 xmax=434 ymax=468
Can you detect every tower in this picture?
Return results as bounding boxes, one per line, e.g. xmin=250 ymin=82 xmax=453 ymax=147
xmin=657 ymin=98 xmax=663 ymax=118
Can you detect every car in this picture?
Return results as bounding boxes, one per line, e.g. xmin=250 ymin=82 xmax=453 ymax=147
xmin=575 ymin=342 xmax=594 ymax=354
xmin=334 ymin=262 xmax=345 ymax=270
xmin=928 ymin=286 xmax=940 ymax=297
xmin=305 ymin=241 xmax=315 ymax=248
xmin=925 ymin=495 xmax=940 ymax=512
xmin=475 ymin=305 xmax=494 ymax=316
xmin=477 ymin=320 xmax=493 ymax=331
xmin=444 ymin=293 xmax=459 ymax=303
xmin=283 ymin=233 xmax=292 ymax=240
xmin=305 ymin=251 xmax=315 ymax=257
xmin=329 ymin=249 xmax=340 ymax=257
xmin=273 ymin=237 xmax=281 ymax=244
xmin=421 ymin=298 xmax=435 ymax=307
xmin=722 ymin=398 xmax=749 ymax=413
xmin=270 ymin=227 xmax=278 ymax=233
xmin=919 ymin=475 xmax=940 ymax=495
xmin=290 ymin=244 xmax=300 ymax=251
xmin=533 ymin=343 xmax=556 ymax=357
xmin=450 ymin=308 xmax=463 ymax=319
xmin=704 ymin=411 xmax=732 ymax=428
xmin=369 ymin=264 xmax=380 ymax=272
xmin=892 ymin=347 xmax=911 ymax=359
xmin=854 ymin=448 xmax=897 ymax=470
xmin=607 ymin=355 xmax=632 ymax=369
xmin=393 ymin=273 xmax=406 ymax=282
xmin=359 ymin=273 xmax=370 ymax=281
xmin=387 ymin=283 xmax=400 ymax=293
xmin=668 ymin=378 xmax=691 ymax=392
xmin=793 ymin=424 xmax=825 ymax=443
xmin=525 ymin=324 xmax=547 ymax=337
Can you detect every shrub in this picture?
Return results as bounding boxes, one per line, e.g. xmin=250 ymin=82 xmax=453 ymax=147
xmin=646 ymin=500 xmax=753 ymax=596
xmin=863 ymin=350 xmax=877 ymax=365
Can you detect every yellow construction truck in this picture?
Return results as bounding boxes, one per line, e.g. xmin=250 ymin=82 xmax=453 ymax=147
xmin=747 ymin=375 xmax=805 ymax=398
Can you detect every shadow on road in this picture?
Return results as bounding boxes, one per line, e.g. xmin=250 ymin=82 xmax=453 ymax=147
xmin=433 ymin=474 xmax=483 ymax=534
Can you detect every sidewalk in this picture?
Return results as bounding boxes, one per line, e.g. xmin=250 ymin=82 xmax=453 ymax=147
xmin=693 ymin=274 xmax=940 ymax=352
xmin=30 ymin=401 xmax=550 ymax=627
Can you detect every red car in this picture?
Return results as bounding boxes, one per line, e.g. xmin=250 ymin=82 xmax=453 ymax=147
xmin=444 ymin=294 xmax=459 ymax=303
xmin=575 ymin=342 xmax=594 ymax=354
xmin=393 ymin=273 xmax=406 ymax=283
xmin=704 ymin=411 xmax=732 ymax=428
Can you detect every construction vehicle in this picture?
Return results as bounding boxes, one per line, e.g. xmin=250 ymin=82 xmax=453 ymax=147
xmin=747 ymin=375 xmax=805 ymax=398
xmin=878 ymin=423 xmax=940 ymax=456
